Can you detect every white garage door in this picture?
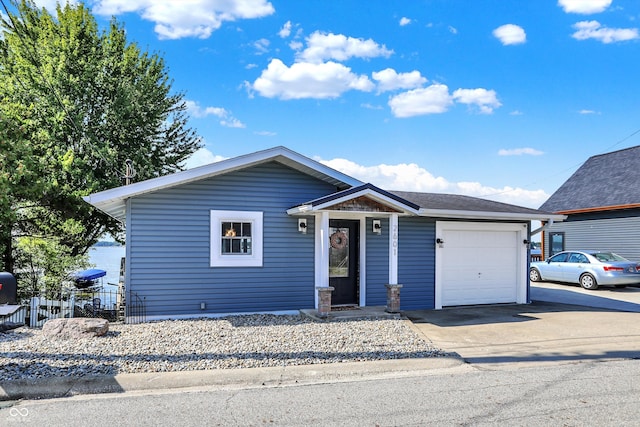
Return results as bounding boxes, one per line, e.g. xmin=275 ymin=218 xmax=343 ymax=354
xmin=436 ymin=222 xmax=526 ymax=308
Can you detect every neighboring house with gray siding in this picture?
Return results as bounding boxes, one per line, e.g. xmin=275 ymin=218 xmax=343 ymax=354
xmin=85 ymin=146 xmax=561 ymax=322
xmin=540 ymin=145 xmax=640 ymax=261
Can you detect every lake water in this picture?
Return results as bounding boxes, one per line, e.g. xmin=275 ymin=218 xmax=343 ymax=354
xmin=88 ymin=246 xmax=126 ymax=286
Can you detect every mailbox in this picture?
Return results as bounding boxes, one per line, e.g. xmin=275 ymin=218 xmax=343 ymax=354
xmin=0 ymin=272 xmax=18 ymax=304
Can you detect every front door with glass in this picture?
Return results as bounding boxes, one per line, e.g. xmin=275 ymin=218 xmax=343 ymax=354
xmin=328 ymin=219 xmax=359 ymax=305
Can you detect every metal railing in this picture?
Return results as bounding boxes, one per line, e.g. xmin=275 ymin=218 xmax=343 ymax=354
xmin=126 ymin=291 xmax=146 ymax=324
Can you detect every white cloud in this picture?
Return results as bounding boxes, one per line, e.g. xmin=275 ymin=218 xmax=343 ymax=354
xmin=579 ymin=109 xmax=600 ymax=114
xmin=183 ymin=147 xmax=227 ymax=169
xmin=251 ymin=59 xmax=374 ymax=100
xmin=399 ymin=17 xmax=411 ymax=26
xmin=289 ymin=40 xmax=303 ymax=51
xmin=32 ymin=0 xmax=78 ymax=11
xmin=278 ymin=21 xmax=292 ymax=38
xmin=453 ymin=88 xmax=502 ymax=114
xmin=510 ymin=110 xmax=524 ymax=115
xmin=319 ymin=157 xmax=549 ymax=208
xmin=388 ymin=84 xmax=454 ymax=117
xmin=92 ymin=0 xmax=275 ymax=39
xmin=493 ymin=24 xmax=526 ymax=45
xmin=558 ymin=0 xmax=612 ymax=14
xmin=254 ymin=38 xmax=270 ymax=54
xmin=498 ymin=148 xmax=544 ymax=156
xmin=571 ymin=20 xmax=639 ymax=43
xmin=361 ymin=103 xmax=383 ymax=110
xmin=389 ymin=85 xmax=502 ymax=117
xmin=372 ymin=68 xmax=427 ymax=93
xmin=297 ymin=31 xmax=394 ymax=63
xmin=185 ymin=100 xmax=246 ymax=128
xmin=254 ymin=130 xmax=277 ymax=136
xmin=448 ymin=25 xmax=458 ymax=35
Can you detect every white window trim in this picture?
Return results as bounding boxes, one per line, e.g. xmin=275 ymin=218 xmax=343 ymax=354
xmin=210 ymin=210 xmax=263 ymax=267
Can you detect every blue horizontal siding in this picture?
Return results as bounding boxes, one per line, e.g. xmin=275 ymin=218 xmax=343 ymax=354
xmin=398 ymin=217 xmax=435 ymax=310
xmin=127 ymin=161 xmax=335 ymax=317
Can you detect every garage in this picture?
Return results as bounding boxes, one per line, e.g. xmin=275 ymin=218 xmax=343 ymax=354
xmin=435 ymin=222 xmax=529 ymax=308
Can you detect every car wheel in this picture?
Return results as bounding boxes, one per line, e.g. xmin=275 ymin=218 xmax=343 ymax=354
xmin=580 ymin=273 xmax=598 ymax=290
xmin=529 ymin=268 xmax=542 ymax=282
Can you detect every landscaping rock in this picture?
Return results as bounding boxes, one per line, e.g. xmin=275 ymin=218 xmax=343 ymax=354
xmin=42 ymin=318 xmax=109 ymax=338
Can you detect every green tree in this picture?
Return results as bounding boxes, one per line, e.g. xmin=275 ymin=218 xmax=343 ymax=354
xmin=0 ymin=113 xmax=42 ymax=273
xmin=0 ymin=1 xmax=201 ymax=286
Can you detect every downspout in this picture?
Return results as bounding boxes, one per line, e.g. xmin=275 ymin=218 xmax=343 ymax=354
xmin=531 ymin=219 xmax=554 ymax=259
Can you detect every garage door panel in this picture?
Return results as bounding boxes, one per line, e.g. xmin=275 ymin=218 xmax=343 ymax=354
xmin=437 ymin=223 xmax=523 ymax=307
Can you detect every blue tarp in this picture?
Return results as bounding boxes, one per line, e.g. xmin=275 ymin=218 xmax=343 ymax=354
xmin=73 ymin=268 xmax=107 ymax=282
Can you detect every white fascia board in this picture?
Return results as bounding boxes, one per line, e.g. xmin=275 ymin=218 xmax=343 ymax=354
xmin=286 ymin=205 xmax=313 ymax=215
xmin=311 ymin=188 xmax=420 ymax=214
xmin=418 ymin=208 xmax=567 ymax=222
xmin=275 ymin=147 xmax=363 ymax=188
xmin=84 ymin=146 xmax=362 ymax=220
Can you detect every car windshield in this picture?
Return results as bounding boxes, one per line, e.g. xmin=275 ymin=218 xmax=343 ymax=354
xmin=591 ymin=252 xmax=628 ymax=262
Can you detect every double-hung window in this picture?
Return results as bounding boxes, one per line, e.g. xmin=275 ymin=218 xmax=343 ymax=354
xmin=211 ymin=211 xmax=263 ymax=267
xmin=221 ymin=222 xmax=252 ymax=254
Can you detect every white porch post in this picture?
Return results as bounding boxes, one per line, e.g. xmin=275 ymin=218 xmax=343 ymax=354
xmin=314 ymin=211 xmax=330 ymax=308
xmin=389 ymin=213 xmax=398 ymax=285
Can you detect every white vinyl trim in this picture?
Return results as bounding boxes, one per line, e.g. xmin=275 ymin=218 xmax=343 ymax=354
xmin=421 ymin=208 xmax=565 ymax=222
xmin=314 ymin=211 xmax=331 ymax=309
xmin=86 ymin=146 xmax=362 ymax=222
xmin=308 ymin=189 xmax=420 ymax=215
xmin=435 ymin=221 xmax=528 ymax=309
xmin=359 ymin=219 xmax=367 ymax=307
xmin=389 ymin=214 xmax=398 ymax=284
xmin=210 ymin=210 xmax=263 ymax=267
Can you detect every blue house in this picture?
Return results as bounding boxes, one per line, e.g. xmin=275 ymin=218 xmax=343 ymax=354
xmin=84 ymin=147 xmax=562 ymax=321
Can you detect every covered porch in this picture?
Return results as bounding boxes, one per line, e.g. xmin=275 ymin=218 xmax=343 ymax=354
xmin=287 ymin=184 xmax=420 ymax=310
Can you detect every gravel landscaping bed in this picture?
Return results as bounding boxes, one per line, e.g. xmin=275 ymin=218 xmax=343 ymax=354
xmin=0 ymin=314 xmax=445 ymax=381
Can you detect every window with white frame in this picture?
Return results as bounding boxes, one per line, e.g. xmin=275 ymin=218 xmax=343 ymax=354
xmin=210 ymin=210 xmax=263 ymax=267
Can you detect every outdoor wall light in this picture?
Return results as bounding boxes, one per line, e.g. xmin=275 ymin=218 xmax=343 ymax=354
xmin=372 ymin=220 xmax=382 ymax=235
xmin=298 ymin=218 xmax=308 ymax=234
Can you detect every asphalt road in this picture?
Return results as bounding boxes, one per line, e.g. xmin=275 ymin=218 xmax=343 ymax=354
xmin=3 ymin=358 xmax=639 ymax=426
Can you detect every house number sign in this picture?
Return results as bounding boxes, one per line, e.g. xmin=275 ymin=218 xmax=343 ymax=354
xmin=392 ymin=224 xmax=398 ymax=256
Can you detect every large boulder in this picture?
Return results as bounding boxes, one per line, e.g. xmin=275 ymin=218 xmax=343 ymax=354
xmin=42 ymin=318 xmax=109 ymax=338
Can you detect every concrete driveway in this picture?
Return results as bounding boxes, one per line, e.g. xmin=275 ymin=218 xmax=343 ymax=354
xmin=405 ymin=283 xmax=640 ymax=367
xmin=531 ymin=281 xmax=640 ymax=312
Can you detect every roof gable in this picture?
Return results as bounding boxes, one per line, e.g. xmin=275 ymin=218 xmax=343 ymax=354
xmin=325 ymin=196 xmax=403 ymax=213
xmin=84 ymin=146 xmax=363 ymax=222
xmin=287 ymin=183 xmax=421 ymax=215
xmin=540 ymin=145 xmax=640 ymax=213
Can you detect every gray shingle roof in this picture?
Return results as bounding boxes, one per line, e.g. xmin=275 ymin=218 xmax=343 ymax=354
xmin=540 ymin=145 xmax=640 ymax=213
xmin=391 ymin=191 xmax=550 ymax=216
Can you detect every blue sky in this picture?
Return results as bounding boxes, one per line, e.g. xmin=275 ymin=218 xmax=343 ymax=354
xmin=14 ymin=0 xmax=640 ymax=208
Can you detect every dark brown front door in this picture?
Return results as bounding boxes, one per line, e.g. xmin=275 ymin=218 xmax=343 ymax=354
xmin=329 ymin=219 xmax=359 ymax=305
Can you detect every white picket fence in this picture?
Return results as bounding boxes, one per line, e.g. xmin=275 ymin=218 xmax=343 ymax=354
xmin=28 ymin=296 xmax=75 ymax=328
